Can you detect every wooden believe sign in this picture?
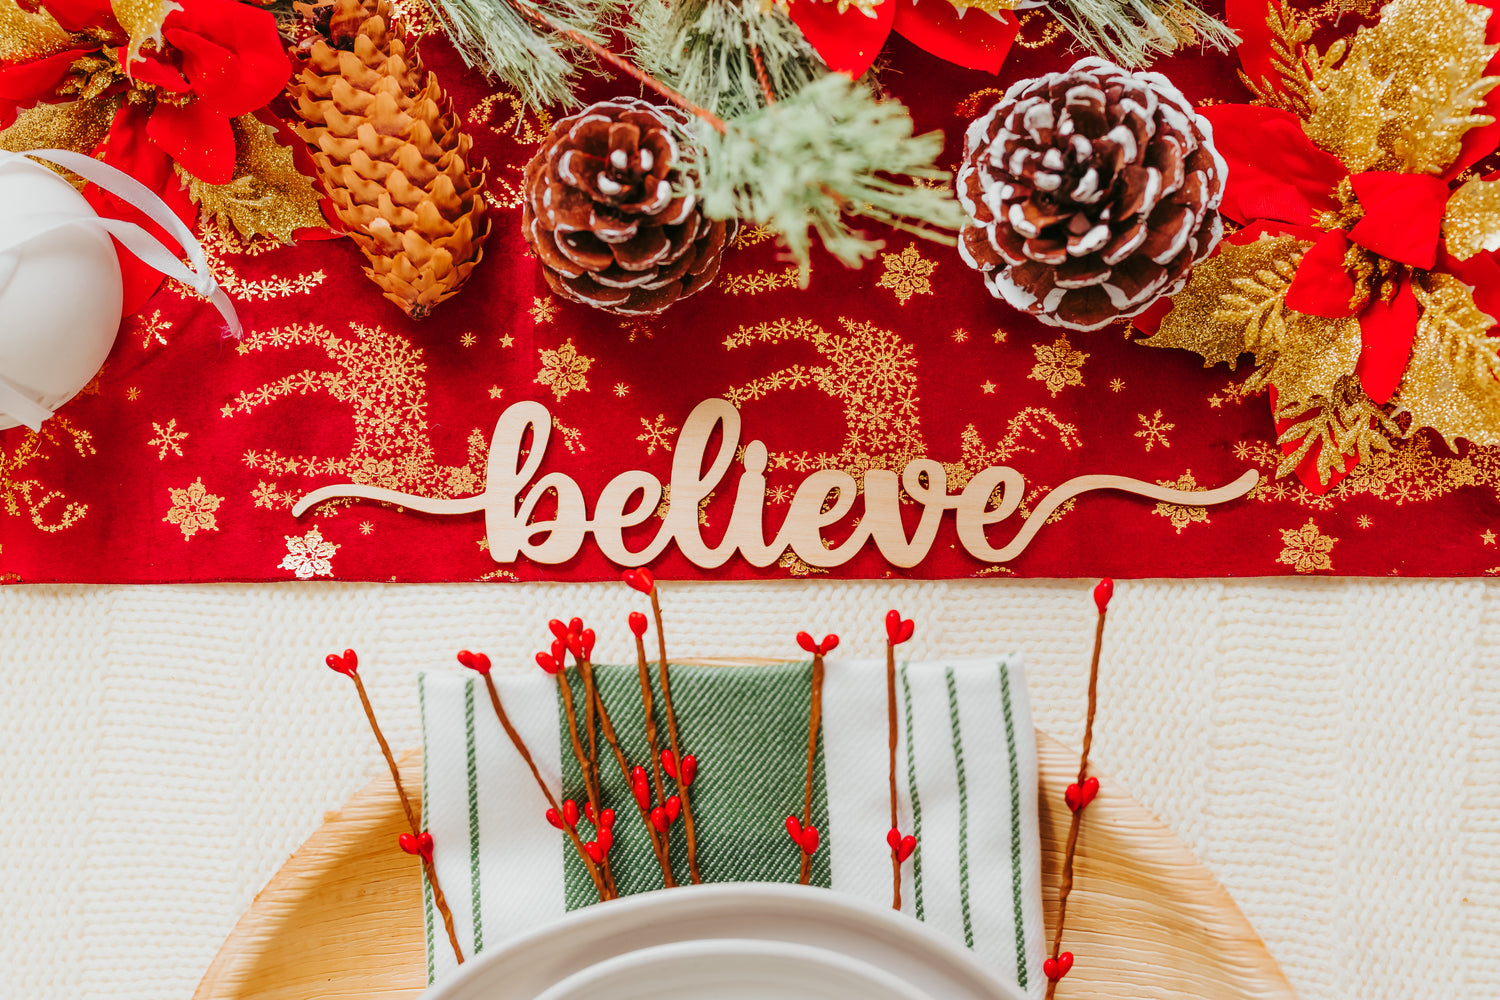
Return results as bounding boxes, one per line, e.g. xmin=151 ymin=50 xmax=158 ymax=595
xmin=292 ymin=398 xmax=1259 ymax=570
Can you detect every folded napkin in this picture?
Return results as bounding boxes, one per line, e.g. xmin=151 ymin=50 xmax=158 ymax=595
xmin=420 ymin=657 xmax=1046 ymax=998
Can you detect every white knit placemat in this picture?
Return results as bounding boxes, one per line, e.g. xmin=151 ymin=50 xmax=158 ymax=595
xmin=0 ymin=578 xmax=1492 ymax=1000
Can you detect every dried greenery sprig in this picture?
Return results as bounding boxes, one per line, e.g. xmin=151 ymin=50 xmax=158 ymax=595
xmin=1044 ymin=0 xmax=1237 ymax=70
xmin=625 ymin=0 xmax=827 ymax=119
xmin=682 ymin=74 xmax=966 ymax=279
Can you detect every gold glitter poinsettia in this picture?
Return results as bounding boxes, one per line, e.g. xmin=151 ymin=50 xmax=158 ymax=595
xmin=1138 ymin=0 xmax=1500 ymax=493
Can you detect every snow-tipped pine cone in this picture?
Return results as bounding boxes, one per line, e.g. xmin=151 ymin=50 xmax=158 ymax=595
xmin=957 ymin=57 xmax=1225 ymax=331
xmin=522 ymin=98 xmax=731 ymax=317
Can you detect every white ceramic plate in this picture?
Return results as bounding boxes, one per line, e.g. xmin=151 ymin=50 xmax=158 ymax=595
xmin=534 ymin=938 xmax=934 ymax=1000
xmin=423 ymin=882 xmax=1026 ymax=1000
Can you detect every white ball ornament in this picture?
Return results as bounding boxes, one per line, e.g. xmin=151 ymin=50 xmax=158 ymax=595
xmin=0 ymin=156 xmax=125 ymax=431
xmin=0 ymin=149 xmax=241 ymax=432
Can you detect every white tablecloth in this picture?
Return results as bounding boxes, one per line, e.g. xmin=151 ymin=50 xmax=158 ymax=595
xmin=1 ymin=578 xmax=1493 ymax=1000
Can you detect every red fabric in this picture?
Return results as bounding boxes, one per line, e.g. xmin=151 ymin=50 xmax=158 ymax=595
xmin=787 ymin=0 xmax=895 ymax=77
xmin=1200 ymin=105 xmax=1347 ymax=226
xmin=9 ymin=21 xmax=1500 ymax=582
xmin=1355 ymin=277 xmax=1419 ymax=405
xmin=1347 ymin=171 xmax=1449 ymax=270
xmin=892 ymin=0 xmax=1018 ymax=75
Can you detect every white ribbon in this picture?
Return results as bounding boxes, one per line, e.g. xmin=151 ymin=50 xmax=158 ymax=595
xmin=0 ymin=148 xmax=243 ymax=431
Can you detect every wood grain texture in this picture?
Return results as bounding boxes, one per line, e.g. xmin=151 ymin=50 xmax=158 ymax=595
xmin=194 ymin=735 xmax=1295 ymax=1000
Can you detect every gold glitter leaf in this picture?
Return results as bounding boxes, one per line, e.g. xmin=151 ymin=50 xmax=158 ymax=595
xmin=179 ymin=116 xmax=328 ymax=244
xmin=1444 ymin=176 xmax=1500 ymax=260
xmin=0 ymin=100 xmax=116 ymax=161
xmin=0 ymin=0 xmax=71 ymax=61
xmin=1306 ymin=0 xmax=1500 ymax=175
xmin=1396 ymin=272 xmax=1500 ymax=447
xmin=1145 ymin=235 xmax=1311 ymax=368
xmin=1237 ymin=0 xmax=1343 ymax=117
xmin=1274 ymin=376 xmax=1398 ymax=483
xmin=112 ymin=0 xmax=180 ymax=68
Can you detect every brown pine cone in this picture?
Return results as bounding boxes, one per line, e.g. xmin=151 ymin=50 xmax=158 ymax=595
xmin=288 ymin=0 xmax=489 ymax=320
xmin=957 ymin=57 xmax=1225 ymax=332
xmin=522 ymin=99 xmax=731 ymax=317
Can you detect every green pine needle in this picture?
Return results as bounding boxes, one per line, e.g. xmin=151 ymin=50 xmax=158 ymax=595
xmin=626 ymin=0 xmax=828 ymax=119
xmin=683 ymin=74 xmax=964 ymax=280
xmin=424 ymin=0 xmax=625 ymax=108
xmin=1044 ymin=0 xmax=1238 ymax=68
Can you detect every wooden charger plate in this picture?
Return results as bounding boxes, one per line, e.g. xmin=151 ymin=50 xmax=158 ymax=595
xmin=194 ymin=730 xmax=1296 ymax=1000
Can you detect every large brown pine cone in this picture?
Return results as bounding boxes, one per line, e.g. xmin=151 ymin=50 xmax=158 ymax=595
xmin=288 ymin=0 xmax=489 ymax=320
xmin=957 ymin=57 xmax=1225 ymax=332
xmin=523 ymin=99 xmax=730 ymax=317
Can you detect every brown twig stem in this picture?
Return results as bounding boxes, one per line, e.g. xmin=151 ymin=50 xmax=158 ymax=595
xmin=348 ymin=671 xmax=464 ymax=962
xmin=799 ymin=651 xmax=825 ymax=885
xmin=556 ymin=667 xmax=615 ymax=895
xmin=478 ymin=672 xmax=609 ymax=901
xmin=886 ymin=641 xmax=901 ymax=911
xmin=1044 ymin=602 xmax=1108 ymax=999
xmin=505 ymin=0 xmax=729 ymax=134
xmin=581 ymin=654 xmax=676 ymax=886
xmin=651 ymin=587 xmax=702 ymax=883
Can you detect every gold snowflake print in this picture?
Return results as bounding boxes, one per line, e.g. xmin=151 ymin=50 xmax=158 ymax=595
xmin=127 ymin=387 xmax=141 ymax=401
xmin=134 ymin=310 xmax=172 ymax=350
xmin=1152 ymin=472 xmax=1210 ymax=533
xmin=460 ymin=332 xmax=477 ymax=347
xmin=1358 ymin=515 xmax=1373 ymax=529
xmin=163 ymin=477 xmax=222 ymax=540
xmin=1134 ymin=410 xmax=1174 ymax=451
xmin=148 ymin=419 xmax=188 ymax=459
xmin=1028 ymin=334 xmax=1088 ymax=396
xmin=534 ymin=338 xmax=594 ymax=401
xmin=952 ymin=328 xmax=969 ymax=344
xmin=359 ymin=521 xmax=374 ymax=535
xmin=1277 ymin=518 xmax=1336 ymax=574
xmin=637 ymin=414 xmax=679 ymax=456
xmin=876 ymin=243 xmax=936 ymax=305
xmin=1110 ymin=378 xmax=1125 ymax=392
xmin=280 ymin=524 xmax=339 ymax=579
xmin=531 ymin=296 xmax=558 ymax=324
xmin=614 ymin=383 xmax=630 ymax=397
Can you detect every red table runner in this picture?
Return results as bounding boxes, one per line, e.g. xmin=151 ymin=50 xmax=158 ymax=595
xmin=5 ymin=17 xmax=1499 ymax=583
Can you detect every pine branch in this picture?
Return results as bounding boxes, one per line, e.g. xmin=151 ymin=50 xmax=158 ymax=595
xmin=682 ymin=74 xmax=965 ymax=279
xmin=1043 ymin=0 xmax=1237 ymax=69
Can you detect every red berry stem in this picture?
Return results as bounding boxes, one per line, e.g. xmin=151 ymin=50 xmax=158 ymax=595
xmin=800 ymin=648 xmax=826 ymax=885
xmin=1045 ymin=579 xmax=1112 ymax=997
xmin=328 ymin=651 xmax=465 ymax=964
xmin=648 ymin=581 xmax=702 ymax=884
xmin=554 ymin=663 xmax=616 ymax=896
xmin=464 ymin=654 xmax=610 ymax=902
xmin=885 ymin=615 xmax=902 ymax=911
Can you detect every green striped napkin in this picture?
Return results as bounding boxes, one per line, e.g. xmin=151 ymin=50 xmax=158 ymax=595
xmin=419 ymin=657 xmax=1045 ymax=998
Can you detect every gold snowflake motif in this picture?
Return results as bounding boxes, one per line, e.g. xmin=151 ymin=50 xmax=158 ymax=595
xmin=1152 ymin=471 xmax=1211 ymax=533
xmin=534 ymin=338 xmax=594 ymax=401
xmin=637 ymin=414 xmax=678 ymax=456
xmin=876 ymin=243 xmax=937 ymax=305
xmin=530 ymin=296 xmax=558 ymax=324
xmin=227 ymin=323 xmax=489 ymax=502
xmin=460 ymin=333 xmax=477 ymax=347
xmin=134 ymin=310 xmax=172 ymax=350
xmin=280 ymin=524 xmax=339 ymax=579
xmin=1358 ymin=515 xmax=1373 ymax=529
xmin=1277 ymin=518 xmax=1336 ymax=573
xmin=126 ymin=387 xmax=141 ymax=401
xmin=614 ymin=383 xmax=630 ymax=397
xmin=3 ymin=415 xmax=93 ymax=532
xmin=952 ymin=328 xmax=969 ymax=344
xmin=1028 ymin=334 xmax=1088 ymax=396
xmin=1134 ymin=410 xmax=1175 ymax=451
xmin=1110 ymin=379 xmax=1126 ymax=393
xmin=182 ymin=219 xmax=327 ymax=302
xmin=147 ymin=419 xmax=188 ymax=459
xmin=250 ymin=480 xmax=300 ymax=510
xmin=163 ymin=477 xmax=222 ymax=539
xmin=359 ymin=521 xmax=374 ymax=535
xmin=723 ymin=266 xmax=801 ymax=295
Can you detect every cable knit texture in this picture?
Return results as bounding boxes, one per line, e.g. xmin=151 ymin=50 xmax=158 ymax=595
xmin=0 ymin=578 xmax=1492 ymax=1000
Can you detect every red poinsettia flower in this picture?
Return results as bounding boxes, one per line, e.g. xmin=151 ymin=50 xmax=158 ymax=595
xmin=785 ymin=0 xmax=1020 ymax=77
xmin=1 ymin=0 xmax=296 ymax=311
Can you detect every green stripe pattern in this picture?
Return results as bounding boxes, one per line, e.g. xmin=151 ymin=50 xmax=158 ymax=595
xmin=999 ymin=664 xmax=1029 ymax=992
xmin=463 ymin=678 xmax=483 ymax=952
xmin=557 ymin=662 xmax=832 ymax=908
xmin=419 ymin=673 xmax=435 ymax=987
xmin=899 ymin=664 xmax=926 ymax=921
xmin=945 ymin=667 xmax=975 ymax=949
